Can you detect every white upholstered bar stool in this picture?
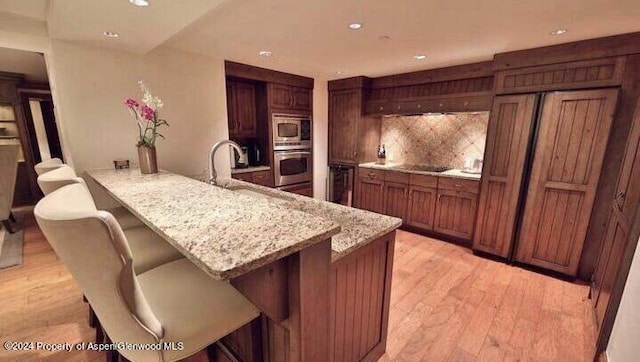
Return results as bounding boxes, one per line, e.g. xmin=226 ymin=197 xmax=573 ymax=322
xmin=0 ymin=142 xmax=19 ymax=233
xmin=35 ymin=164 xmax=143 ymax=230
xmin=35 ymin=184 xmax=259 ymax=362
xmin=34 ymin=157 xmax=64 ymax=175
xmin=36 ymin=165 xmax=183 ymax=274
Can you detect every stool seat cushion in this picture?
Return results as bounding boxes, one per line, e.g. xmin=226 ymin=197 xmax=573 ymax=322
xmin=137 ymin=258 xmax=259 ymax=362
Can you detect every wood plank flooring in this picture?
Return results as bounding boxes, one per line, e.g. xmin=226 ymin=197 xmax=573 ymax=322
xmin=0 ymin=210 xmax=596 ymax=361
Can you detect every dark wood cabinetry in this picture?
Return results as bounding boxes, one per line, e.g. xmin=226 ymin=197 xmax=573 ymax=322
xmin=356 ymin=167 xmax=479 ymax=240
xmin=328 ymin=78 xmax=381 ymax=166
xmin=226 ymin=80 xmax=258 ymax=138
xmin=268 ymin=83 xmax=312 ymax=112
xmin=591 ymin=101 xmax=640 ymax=343
xmin=473 ymin=94 xmax=537 ymax=257
xmin=434 ymin=190 xmax=479 ymax=240
xmin=232 ymin=169 xmax=274 ymax=187
xmin=515 ymin=89 xmax=619 ymax=276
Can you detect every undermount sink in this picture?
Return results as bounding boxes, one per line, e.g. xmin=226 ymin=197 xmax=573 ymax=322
xmin=225 ymin=185 xmax=294 ymax=202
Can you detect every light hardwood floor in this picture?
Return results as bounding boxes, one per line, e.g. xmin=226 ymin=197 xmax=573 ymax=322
xmin=0 ymin=210 xmax=596 ymax=361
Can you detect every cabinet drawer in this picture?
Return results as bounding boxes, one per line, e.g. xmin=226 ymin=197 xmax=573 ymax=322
xmin=385 ymin=170 xmax=409 ymax=184
xmin=438 ymin=177 xmax=479 ymax=194
xmin=409 ymin=173 xmax=438 ymax=188
xmin=252 ymin=170 xmax=273 ymax=187
xmin=232 ymin=172 xmax=253 ymax=182
xmin=359 ymin=168 xmax=385 ymax=182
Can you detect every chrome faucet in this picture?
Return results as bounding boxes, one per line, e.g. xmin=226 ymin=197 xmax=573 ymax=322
xmin=208 ymin=139 xmax=242 ymax=185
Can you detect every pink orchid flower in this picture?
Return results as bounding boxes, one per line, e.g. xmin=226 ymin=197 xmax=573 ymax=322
xmin=141 ymin=104 xmax=155 ymax=121
xmin=124 ymin=98 xmax=139 ymax=108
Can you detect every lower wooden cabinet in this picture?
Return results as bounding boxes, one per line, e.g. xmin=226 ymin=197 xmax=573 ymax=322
xmin=231 ymin=169 xmax=274 ymax=187
xmin=434 ymin=190 xmax=479 ymax=240
xmin=383 ymin=182 xmax=408 ymax=222
xmin=406 ymin=185 xmax=437 ymax=230
xmin=356 ymin=167 xmax=479 ymax=240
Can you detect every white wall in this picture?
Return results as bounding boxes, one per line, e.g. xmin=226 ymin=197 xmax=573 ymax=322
xmin=46 ymin=40 xmax=231 ymax=180
xmin=313 ymin=79 xmax=329 ymax=200
xmin=607 ymin=235 xmax=640 ymax=362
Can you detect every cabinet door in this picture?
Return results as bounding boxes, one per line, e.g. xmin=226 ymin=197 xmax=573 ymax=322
xmin=234 ymin=82 xmax=257 ymax=136
xmin=434 ymin=190 xmax=478 ymax=240
xmin=329 ymin=89 xmax=360 ymax=164
xmin=226 ymin=82 xmax=238 ymax=134
xmin=269 ymin=83 xmax=294 ymax=109
xmin=383 ymin=181 xmax=408 ymax=222
xmin=357 ymin=178 xmax=384 ymax=214
xmin=591 ymin=101 xmax=640 ymax=330
xmin=252 ymin=170 xmax=274 ymax=187
xmin=515 ymin=89 xmax=619 ymax=276
xmin=407 ymin=185 xmax=437 ymax=230
xmin=473 ymin=94 xmax=537 ymax=257
xmin=290 ymin=86 xmax=312 ymax=112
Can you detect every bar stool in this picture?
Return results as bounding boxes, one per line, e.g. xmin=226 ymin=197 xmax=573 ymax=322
xmin=36 ymin=165 xmax=183 ymax=274
xmin=34 ymin=157 xmax=64 ymax=175
xmin=0 ymin=142 xmax=19 ymax=233
xmin=35 ymin=164 xmax=143 ymax=229
xmin=35 ymin=184 xmax=259 ymax=361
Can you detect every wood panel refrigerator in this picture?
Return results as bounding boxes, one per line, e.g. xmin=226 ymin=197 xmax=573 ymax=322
xmin=474 ymin=88 xmax=620 ymax=276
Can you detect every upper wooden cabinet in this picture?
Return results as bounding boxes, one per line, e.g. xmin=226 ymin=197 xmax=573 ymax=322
xmin=268 ymin=83 xmax=312 ymax=113
xmin=515 ymin=89 xmax=620 ymax=276
xmin=227 ymin=80 xmax=257 ymax=137
xmin=473 ymin=94 xmax=538 ymax=258
xmin=328 ymin=77 xmax=380 ymax=165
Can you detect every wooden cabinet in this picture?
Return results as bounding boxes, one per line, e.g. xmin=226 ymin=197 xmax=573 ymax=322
xmin=356 ymin=170 xmax=385 ymax=214
xmin=407 ymin=185 xmax=437 ymax=230
xmin=226 ymin=80 xmax=257 ymax=137
xmin=268 ymin=83 xmax=312 ymax=112
xmin=328 ymin=78 xmax=380 ymax=166
xmin=279 ymin=182 xmax=313 ymax=197
xmin=356 ymin=167 xmax=479 ymax=240
xmin=591 ymin=101 xmax=640 ymax=334
xmin=515 ymin=89 xmax=619 ymax=276
xmin=231 ymin=169 xmax=274 ymax=187
xmin=473 ymin=94 xmax=538 ymax=257
xmin=434 ymin=189 xmax=479 ymax=240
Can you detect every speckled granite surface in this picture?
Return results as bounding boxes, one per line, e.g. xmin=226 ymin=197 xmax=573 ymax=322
xmin=87 ymin=169 xmax=341 ymax=280
xmin=216 ymin=178 xmax=402 ymax=261
xmin=359 ymin=162 xmax=481 ymax=180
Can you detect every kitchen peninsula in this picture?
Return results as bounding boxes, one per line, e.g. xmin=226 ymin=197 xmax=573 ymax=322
xmin=86 ymin=168 xmax=401 ymax=362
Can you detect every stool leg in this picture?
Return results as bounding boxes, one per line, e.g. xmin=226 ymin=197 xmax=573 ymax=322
xmin=95 ymin=320 xmax=104 ymax=344
xmin=2 ymin=220 xmax=16 ymax=234
xmin=105 ymin=335 xmax=118 ymax=362
xmin=9 ymin=212 xmax=16 ymax=223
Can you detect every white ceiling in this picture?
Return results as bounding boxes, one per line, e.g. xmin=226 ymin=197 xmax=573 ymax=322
xmin=0 ymin=0 xmax=48 ymax=21
xmin=47 ymin=0 xmax=226 ymax=54
xmin=166 ymin=0 xmax=640 ymax=79
xmin=0 ymin=46 xmax=48 ymax=81
xmin=2 ymin=0 xmax=640 ymax=80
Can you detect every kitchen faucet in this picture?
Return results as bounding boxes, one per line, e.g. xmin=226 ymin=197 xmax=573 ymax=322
xmin=208 ymin=139 xmax=242 ymax=185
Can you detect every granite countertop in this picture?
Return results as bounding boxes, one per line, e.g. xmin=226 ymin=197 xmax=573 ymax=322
xmin=87 ymin=169 xmax=341 ymax=280
xmin=359 ymin=162 xmax=482 ymax=181
xmin=216 ymin=178 xmax=402 ymax=261
xmin=231 ymin=165 xmax=271 ymax=174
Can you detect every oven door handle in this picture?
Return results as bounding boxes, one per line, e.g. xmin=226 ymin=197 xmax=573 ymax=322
xmin=276 ymin=151 xmax=311 ymax=159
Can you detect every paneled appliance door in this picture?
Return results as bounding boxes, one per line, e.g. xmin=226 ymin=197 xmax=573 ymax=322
xmin=473 ymin=94 xmax=538 ymax=257
xmin=274 ymin=150 xmax=312 ymax=187
xmin=515 ymin=89 xmax=620 ymax=276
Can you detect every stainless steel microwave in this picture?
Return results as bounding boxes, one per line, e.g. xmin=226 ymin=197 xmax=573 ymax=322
xmin=272 ymin=114 xmax=312 ymax=150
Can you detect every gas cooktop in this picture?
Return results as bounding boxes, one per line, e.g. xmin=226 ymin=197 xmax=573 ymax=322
xmin=392 ymin=164 xmax=451 ymax=173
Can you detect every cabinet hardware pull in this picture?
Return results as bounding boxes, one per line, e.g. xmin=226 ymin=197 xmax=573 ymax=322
xmin=618 ymin=191 xmax=626 ymax=199
xmin=455 ymin=184 xmax=462 ymax=188
xmin=368 ymin=172 xmax=376 ymax=179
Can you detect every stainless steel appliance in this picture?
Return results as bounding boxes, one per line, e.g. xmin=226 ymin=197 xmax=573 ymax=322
xmin=273 ymin=149 xmax=312 ymax=187
xmin=272 ymin=114 xmax=312 ymax=150
xmin=328 ymin=165 xmax=354 ymax=206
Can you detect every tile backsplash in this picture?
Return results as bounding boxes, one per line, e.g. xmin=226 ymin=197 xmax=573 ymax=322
xmin=380 ymin=112 xmax=489 ymax=169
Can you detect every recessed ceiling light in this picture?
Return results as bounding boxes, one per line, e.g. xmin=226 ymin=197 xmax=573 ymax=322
xmin=129 ymin=0 xmax=150 ymax=6
xmin=103 ymin=31 xmax=120 ymax=38
xmin=550 ymin=29 xmax=568 ymax=35
xmin=258 ymin=50 xmax=272 ymax=57
xmin=336 ymin=71 xmax=343 ymax=74
xmin=413 ymin=54 xmax=427 ymax=60
xmin=348 ymin=23 xmax=363 ymax=30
